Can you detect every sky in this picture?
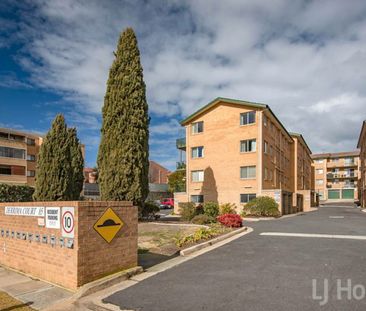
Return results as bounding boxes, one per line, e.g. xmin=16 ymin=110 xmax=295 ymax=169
xmin=0 ymin=0 xmax=366 ymax=171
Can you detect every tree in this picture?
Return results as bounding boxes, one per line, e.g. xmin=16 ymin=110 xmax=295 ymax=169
xmin=168 ymin=170 xmax=186 ymax=193
xmin=33 ymin=114 xmax=84 ymax=201
xmin=67 ymin=127 xmax=84 ymax=200
xmin=97 ymin=27 xmax=149 ymax=205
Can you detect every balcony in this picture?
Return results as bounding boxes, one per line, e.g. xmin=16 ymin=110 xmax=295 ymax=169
xmin=327 ymin=161 xmax=358 ymax=168
xmin=326 ymin=172 xmax=358 ymax=179
xmin=176 ymin=161 xmax=186 ymax=170
xmin=176 ymin=137 xmax=186 ymax=150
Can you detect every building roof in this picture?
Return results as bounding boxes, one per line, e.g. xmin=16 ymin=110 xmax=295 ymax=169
xmin=311 ymin=150 xmax=360 ymax=159
xmin=0 ymin=127 xmax=43 ymax=139
xmin=289 ymin=132 xmax=312 ymax=155
xmin=357 ymin=121 xmax=366 ymax=148
xmin=180 ymin=97 xmax=293 ymax=141
xmin=149 ymin=160 xmax=171 ymax=173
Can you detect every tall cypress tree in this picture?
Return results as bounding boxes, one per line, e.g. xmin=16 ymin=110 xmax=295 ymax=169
xmin=97 ymin=28 xmax=149 ymax=205
xmin=34 ymin=114 xmax=72 ymax=201
xmin=67 ymin=127 xmax=84 ymax=200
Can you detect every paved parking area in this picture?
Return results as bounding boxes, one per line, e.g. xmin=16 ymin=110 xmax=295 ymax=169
xmin=104 ymin=204 xmax=366 ymax=311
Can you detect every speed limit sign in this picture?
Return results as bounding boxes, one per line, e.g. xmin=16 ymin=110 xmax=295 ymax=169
xmin=62 ymin=207 xmax=75 ymax=238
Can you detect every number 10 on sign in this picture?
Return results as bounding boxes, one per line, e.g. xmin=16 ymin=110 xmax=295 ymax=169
xmin=62 ymin=207 xmax=75 ymax=238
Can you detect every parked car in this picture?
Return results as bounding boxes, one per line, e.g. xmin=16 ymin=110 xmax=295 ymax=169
xmin=160 ymin=198 xmax=174 ymax=209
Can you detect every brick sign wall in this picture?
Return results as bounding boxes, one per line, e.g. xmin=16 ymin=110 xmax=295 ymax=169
xmin=0 ymin=201 xmax=138 ymax=290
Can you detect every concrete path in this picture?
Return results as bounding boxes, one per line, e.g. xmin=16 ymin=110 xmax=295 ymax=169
xmin=103 ymin=204 xmax=366 ymax=311
xmin=0 ymin=267 xmax=73 ymax=310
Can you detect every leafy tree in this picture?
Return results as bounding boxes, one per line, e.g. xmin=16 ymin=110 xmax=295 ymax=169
xmin=97 ymin=27 xmax=149 ymax=205
xmin=168 ymin=170 xmax=186 ymax=193
xmin=67 ymin=127 xmax=84 ymax=199
xmin=33 ymin=114 xmax=84 ymax=201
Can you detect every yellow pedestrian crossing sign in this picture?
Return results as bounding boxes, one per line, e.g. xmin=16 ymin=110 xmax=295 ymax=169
xmin=93 ymin=208 xmax=124 ymax=243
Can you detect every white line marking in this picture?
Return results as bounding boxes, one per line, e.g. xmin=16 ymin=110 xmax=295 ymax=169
xmin=329 ymin=216 xmax=344 ymax=219
xmin=260 ymin=232 xmax=366 ymax=240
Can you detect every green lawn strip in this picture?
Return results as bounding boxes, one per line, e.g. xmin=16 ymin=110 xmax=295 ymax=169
xmin=0 ymin=291 xmax=35 ymax=311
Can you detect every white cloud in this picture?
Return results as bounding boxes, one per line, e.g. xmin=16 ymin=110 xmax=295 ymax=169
xmin=3 ymin=0 xmax=366 ymax=165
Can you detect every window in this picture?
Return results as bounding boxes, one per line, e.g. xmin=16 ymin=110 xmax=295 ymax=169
xmin=26 ymin=138 xmax=35 ymax=146
xmin=191 ymin=146 xmax=204 ymax=158
xmin=333 ymin=179 xmax=339 ymax=184
xmin=0 ymin=146 xmax=25 ymax=159
xmin=240 ymin=111 xmax=256 ymax=125
xmin=315 ymin=159 xmax=324 ymax=163
xmin=27 ymin=154 xmax=36 ymax=161
xmin=240 ymin=193 xmax=256 ymax=204
xmin=316 ymin=169 xmax=323 ymax=174
xmin=27 ymin=170 xmax=35 ymax=177
xmin=240 ymin=166 xmax=256 ymax=179
xmin=316 ymin=179 xmax=324 ymax=185
xmin=345 ymin=157 xmax=355 ymax=165
xmin=264 ymin=168 xmax=268 ymax=180
xmin=263 ymin=115 xmax=267 ymax=126
xmin=191 ymin=195 xmax=204 ymax=203
xmin=332 ymin=158 xmax=339 ymax=162
xmin=191 ymin=170 xmax=204 ymax=182
xmin=264 ymin=141 xmax=269 ymax=154
xmin=318 ymin=191 xmax=324 ymax=198
xmin=191 ymin=121 xmax=204 ymax=134
xmin=240 ymin=139 xmax=256 ymax=152
xmin=0 ymin=165 xmax=11 ymax=175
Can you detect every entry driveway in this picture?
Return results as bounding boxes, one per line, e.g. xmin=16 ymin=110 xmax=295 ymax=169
xmin=104 ymin=205 xmax=366 ymax=311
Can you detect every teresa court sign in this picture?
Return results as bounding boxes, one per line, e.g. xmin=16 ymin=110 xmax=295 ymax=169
xmin=5 ymin=206 xmax=45 ymax=217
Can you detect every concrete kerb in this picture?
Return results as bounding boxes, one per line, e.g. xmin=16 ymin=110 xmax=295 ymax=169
xmin=180 ymin=227 xmax=248 ymax=256
xmin=74 ymin=266 xmax=143 ymax=299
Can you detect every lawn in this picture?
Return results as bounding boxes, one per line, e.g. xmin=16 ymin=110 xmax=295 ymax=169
xmin=0 ymin=291 xmax=34 ymax=311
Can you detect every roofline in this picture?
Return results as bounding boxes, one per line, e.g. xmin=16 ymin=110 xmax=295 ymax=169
xmin=311 ymin=150 xmax=360 ymax=159
xmin=180 ymin=97 xmax=293 ymax=141
xmin=289 ymin=132 xmax=312 ymax=155
xmin=357 ymin=121 xmax=366 ymax=148
xmin=0 ymin=127 xmax=44 ymax=139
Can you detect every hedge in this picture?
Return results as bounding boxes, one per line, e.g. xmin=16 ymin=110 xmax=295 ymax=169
xmin=0 ymin=184 xmax=34 ymax=202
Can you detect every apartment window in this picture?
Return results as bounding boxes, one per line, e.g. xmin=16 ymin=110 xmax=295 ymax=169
xmin=0 ymin=146 xmax=25 ymax=159
xmin=240 ymin=111 xmax=256 ymax=125
xmin=27 ymin=154 xmax=36 ymax=161
xmin=27 ymin=170 xmax=35 ymax=177
xmin=264 ymin=141 xmax=269 ymax=154
xmin=191 ymin=146 xmax=204 ymax=158
xmin=333 ymin=179 xmax=339 ymax=184
xmin=240 ymin=193 xmax=256 ymax=204
xmin=191 ymin=121 xmax=204 ymax=134
xmin=345 ymin=157 xmax=355 ymax=165
xmin=332 ymin=158 xmax=339 ymax=162
xmin=315 ymin=159 xmax=324 ymax=163
xmin=316 ymin=169 xmax=323 ymax=174
xmin=316 ymin=179 xmax=324 ymax=185
xmin=240 ymin=166 xmax=256 ymax=179
xmin=26 ymin=138 xmax=35 ymax=146
xmin=0 ymin=165 xmax=11 ymax=175
xmin=191 ymin=170 xmax=204 ymax=182
xmin=264 ymin=168 xmax=268 ymax=180
xmin=191 ymin=195 xmax=204 ymax=203
xmin=263 ymin=115 xmax=267 ymax=126
xmin=240 ymin=139 xmax=256 ymax=152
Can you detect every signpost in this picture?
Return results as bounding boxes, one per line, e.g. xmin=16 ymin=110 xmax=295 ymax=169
xmin=62 ymin=207 xmax=75 ymax=238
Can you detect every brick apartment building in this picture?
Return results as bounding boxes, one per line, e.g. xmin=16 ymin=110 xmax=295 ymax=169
xmin=174 ymin=97 xmax=315 ymax=215
xmin=0 ymin=128 xmax=43 ymax=187
xmin=357 ymin=121 xmax=366 ymax=207
xmin=312 ymin=151 xmax=360 ymax=201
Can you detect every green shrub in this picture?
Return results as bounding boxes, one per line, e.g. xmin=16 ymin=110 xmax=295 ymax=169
xmin=139 ymin=201 xmax=160 ymax=219
xmin=0 ymin=184 xmax=34 ymax=202
xmin=203 ymin=201 xmax=219 ymax=218
xmin=175 ymin=227 xmax=217 ymax=248
xmin=180 ymin=202 xmax=197 ymax=221
xmin=219 ymin=203 xmax=237 ymax=215
xmin=241 ymin=196 xmax=280 ymax=217
xmin=191 ymin=214 xmax=215 ymax=225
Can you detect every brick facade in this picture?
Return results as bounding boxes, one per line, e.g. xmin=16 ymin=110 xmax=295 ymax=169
xmin=0 ymin=201 xmax=137 ymax=290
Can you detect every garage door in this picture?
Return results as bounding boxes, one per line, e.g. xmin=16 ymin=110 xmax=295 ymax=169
xmin=328 ymin=190 xmax=340 ymax=199
xmin=342 ymin=189 xmax=354 ymax=199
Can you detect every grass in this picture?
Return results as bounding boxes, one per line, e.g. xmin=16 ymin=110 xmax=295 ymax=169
xmin=0 ymin=291 xmax=35 ymax=311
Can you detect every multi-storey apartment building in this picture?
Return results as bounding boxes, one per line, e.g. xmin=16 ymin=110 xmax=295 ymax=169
xmin=312 ymin=151 xmax=360 ymax=201
xmin=0 ymin=128 xmax=43 ymax=187
xmin=174 ymin=97 xmax=315 ymax=215
xmin=357 ymin=121 xmax=366 ymax=207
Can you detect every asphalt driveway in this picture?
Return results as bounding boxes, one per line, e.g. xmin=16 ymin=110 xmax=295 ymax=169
xmin=104 ymin=204 xmax=366 ymax=311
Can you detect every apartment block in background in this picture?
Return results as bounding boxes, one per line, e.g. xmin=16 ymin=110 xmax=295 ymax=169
xmin=357 ymin=121 xmax=366 ymax=207
xmin=312 ymin=151 xmax=360 ymax=201
xmin=174 ymin=97 xmax=315 ymax=215
xmin=0 ymin=128 xmax=43 ymax=186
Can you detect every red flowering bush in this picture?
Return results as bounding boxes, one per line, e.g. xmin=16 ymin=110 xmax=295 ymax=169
xmin=217 ymin=214 xmax=243 ymax=228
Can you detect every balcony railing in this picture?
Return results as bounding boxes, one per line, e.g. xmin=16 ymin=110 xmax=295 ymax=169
xmin=176 ymin=137 xmax=186 ymax=150
xmin=327 ymin=172 xmax=358 ymax=179
xmin=176 ymin=161 xmax=186 ymax=170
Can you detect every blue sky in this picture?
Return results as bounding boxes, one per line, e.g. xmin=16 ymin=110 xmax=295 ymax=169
xmin=1 ymin=0 xmax=366 ymax=171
